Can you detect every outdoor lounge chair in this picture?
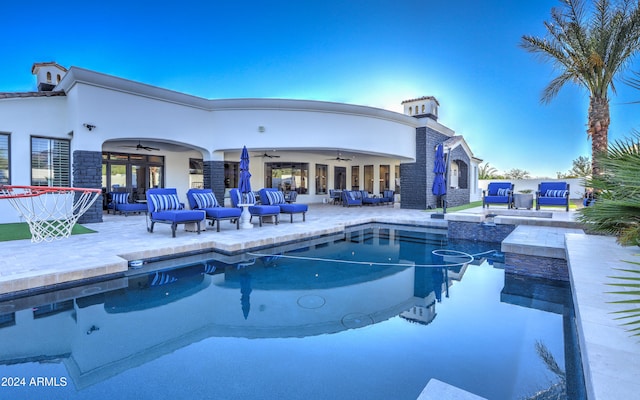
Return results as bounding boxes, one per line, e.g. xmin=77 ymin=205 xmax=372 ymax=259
xmin=482 ymin=182 xmax=514 ymax=209
xmin=380 ymin=190 xmax=395 ymax=206
xmin=186 ymin=189 xmax=241 ymax=232
xmin=230 ymin=189 xmax=280 ymax=227
xmin=360 ymin=190 xmax=382 ymax=206
xmin=341 ymin=190 xmax=362 ymax=207
xmin=107 ymin=192 xmax=148 ymax=216
xmin=536 ymin=182 xmax=570 ymax=211
xmin=146 ymin=188 xmax=205 ymax=237
xmin=259 ymin=188 xmax=308 ymax=223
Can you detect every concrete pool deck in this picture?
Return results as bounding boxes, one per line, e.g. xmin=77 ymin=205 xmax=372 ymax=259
xmin=0 ymin=203 xmax=637 ymax=399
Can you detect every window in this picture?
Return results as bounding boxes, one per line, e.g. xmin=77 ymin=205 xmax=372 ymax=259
xmin=31 ymin=137 xmax=70 ymax=186
xmin=102 ymin=152 xmax=164 ymax=200
xmin=315 ymin=164 xmax=328 ymax=194
xmin=265 ymin=162 xmax=308 ymax=194
xmin=0 ymin=133 xmax=9 ymax=185
xmin=364 ymin=165 xmax=374 ymax=193
xmin=351 ymin=166 xmax=359 ymax=190
xmin=189 ymin=158 xmax=204 ymax=189
xmin=46 ymin=71 xmax=52 ymax=82
xmin=56 ymin=74 xmax=61 ymax=83
xmin=380 ymin=165 xmax=390 ymax=191
xmin=225 ymin=162 xmax=240 ymax=188
xmin=334 ymin=166 xmax=346 ymax=190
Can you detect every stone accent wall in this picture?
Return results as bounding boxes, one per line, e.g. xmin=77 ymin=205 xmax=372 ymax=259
xmin=504 ymin=253 xmax=569 ymax=281
xmin=448 ymin=221 xmax=516 ymax=242
xmin=73 ymin=150 xmax=103 ymax=224
xmin=203 ymin=161 xmax=226 ymax=202
xmin=401 ymin=127 xmax=449 ymax=209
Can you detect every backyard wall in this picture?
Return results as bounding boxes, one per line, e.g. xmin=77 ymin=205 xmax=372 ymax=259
xmin=479 ymin=178 xmax=585 ymax=200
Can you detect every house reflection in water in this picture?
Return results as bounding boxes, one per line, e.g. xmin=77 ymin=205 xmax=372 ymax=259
xmin=0 ymin=227 xmax=482 ymax=390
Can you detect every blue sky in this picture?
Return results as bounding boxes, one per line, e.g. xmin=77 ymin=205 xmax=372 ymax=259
xmin=3 ymin=0 xmax=640 ymax=177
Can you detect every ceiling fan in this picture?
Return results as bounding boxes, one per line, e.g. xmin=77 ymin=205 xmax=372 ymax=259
xmin=327 ymin=151 xmax=351 ymax=161
xmin=120 ymin=141 xmax=160 ymax=151
xmin=254 ymin=152 xmax=280 ymax=158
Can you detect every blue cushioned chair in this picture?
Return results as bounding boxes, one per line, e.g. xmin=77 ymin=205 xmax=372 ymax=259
xmin=483 ymin=182 xmax=514 ymax=209
xmin=146 ymin=188 xmax=205 ymax=237
xmin=107 ymin=192 xmax=148 ymax=216
xmin=260 ymin=188 xmax=308 ymax=223
xmin=341 ymin=190 xmax=362 ymax=207
xmin=230 ymin=189 xmax=280 ymax=227
xmin=536 ymin=182 xmax=570 ymax=211
xmin=186 ymin=189 xmax=241 ymax=232
xmin=360 ymin=190 xmax=382 ymax=206
xmin=380 ymin=190 xmax=395 ymax=206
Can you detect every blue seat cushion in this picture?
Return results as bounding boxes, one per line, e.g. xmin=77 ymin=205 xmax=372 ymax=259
xmin=538 ymin=197 xmax=567 ymax=205
xmin=204 ymin=207 xmax=242 ymax=219
xmin=152 ymin=210 xmax=205 ymax=222
xmin=115 ymin=203 xmax=148 ymax=212
xmin=279 ymin=203 xmax=308 ymax=213
xmin=484 ymin=196 xmax=510 ymax=204
xmin=248 ymin=205 xmax=280 ymax=215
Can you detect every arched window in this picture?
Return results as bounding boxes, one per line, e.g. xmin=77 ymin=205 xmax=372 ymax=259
xmin=46 ymin=71 xmax=52 ymax=82
xmin=422 ymin=104 xmax=426 ymax=113
xmin=56 ymin=74 xmax=61 ymax=83
xmin=409 ymin=106 xmax=413 ymax=115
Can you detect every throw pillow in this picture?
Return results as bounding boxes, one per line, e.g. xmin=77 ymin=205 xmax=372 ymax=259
xmin=193 ymin=192 xmax=218 ymax=208
xmin=149 ymin=194 xmax=182 ymax=211
xmin=112 ymin=193 xmax=129 ymax=204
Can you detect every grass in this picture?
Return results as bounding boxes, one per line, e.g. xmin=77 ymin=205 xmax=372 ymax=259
xmin=0 ymin=222 xmax=96 ymax=242
xmin=426 ymin=200 xmax=483 ymax=213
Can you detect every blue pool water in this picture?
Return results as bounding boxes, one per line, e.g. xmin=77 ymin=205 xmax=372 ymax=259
xmin=0 ymin=224 xmax=582 ymax=399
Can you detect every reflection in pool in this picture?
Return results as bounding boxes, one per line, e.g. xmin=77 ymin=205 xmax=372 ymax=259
xmin=0 ymin=224 xmax=583 ymax=399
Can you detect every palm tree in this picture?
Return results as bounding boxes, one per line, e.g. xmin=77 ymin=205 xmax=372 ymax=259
xmin=521 ymin=0 xmax=640 ymax=177
xmin=578 ymin=134 xmax=640 ymax=245
xmin=479 ymin=163 xmax=498 ymax=179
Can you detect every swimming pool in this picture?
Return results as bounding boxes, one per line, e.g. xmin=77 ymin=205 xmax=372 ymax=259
xmin=0 ymin=224 xmax=583 ymax=399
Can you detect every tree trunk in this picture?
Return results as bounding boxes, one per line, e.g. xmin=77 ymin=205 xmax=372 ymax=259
xmin=587 ymin=96 xmax=610 ymax=177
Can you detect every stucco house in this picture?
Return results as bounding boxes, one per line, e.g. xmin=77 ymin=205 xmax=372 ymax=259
xmin=0 ymin=62 xmax=481 ymax=224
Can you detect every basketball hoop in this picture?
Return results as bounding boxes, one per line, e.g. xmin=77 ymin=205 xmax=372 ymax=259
xmin=0 ymin=185 xmax=101 ymax=243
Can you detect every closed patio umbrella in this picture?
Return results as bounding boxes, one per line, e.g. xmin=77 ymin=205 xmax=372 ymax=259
xmin=432 ymin=143 xmax=447 ymax=210
xmin=239 ymin=146 xmax=252 ymax=203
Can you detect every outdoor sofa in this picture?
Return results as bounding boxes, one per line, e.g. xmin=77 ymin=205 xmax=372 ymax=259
xmin=186 ymin=188 xmax=241 ymax=232
xmin=341 ymin=190 xmax=363 ymax=207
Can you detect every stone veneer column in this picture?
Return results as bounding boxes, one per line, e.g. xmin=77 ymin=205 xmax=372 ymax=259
xmin=401 ymin=127 xmax=449 ymax=210
xmin=203 ymin=161 xmax=226 ymax=202
xmin=73 ymin=150 xmax=103 ymax=224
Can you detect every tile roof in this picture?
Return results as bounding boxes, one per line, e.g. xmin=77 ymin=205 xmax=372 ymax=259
xmin=401 ymin=96 xmax=439 ymax=105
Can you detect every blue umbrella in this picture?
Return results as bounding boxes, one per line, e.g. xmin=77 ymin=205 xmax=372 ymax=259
xmin=432 ymin=143 xmax=446 ymax=198
xmin=239 ymin=146 xmax=252 ymax=202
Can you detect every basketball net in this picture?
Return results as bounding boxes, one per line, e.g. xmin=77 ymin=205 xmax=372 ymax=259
xmin=0 ymin=186 xmax=101 ymax=243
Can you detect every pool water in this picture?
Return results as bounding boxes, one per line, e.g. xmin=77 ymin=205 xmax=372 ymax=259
xmin=0 ymin=224 xmax=583 ymax=400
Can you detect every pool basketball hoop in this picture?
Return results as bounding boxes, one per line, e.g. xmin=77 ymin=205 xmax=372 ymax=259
xmin=0 ymin=185 xmax=101 ymax=243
